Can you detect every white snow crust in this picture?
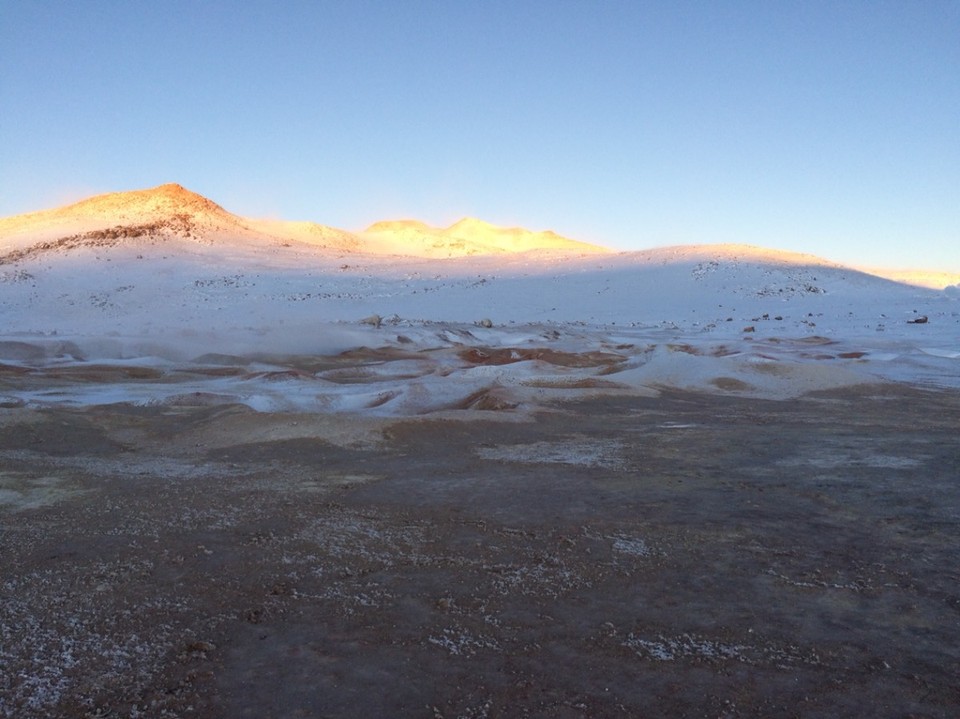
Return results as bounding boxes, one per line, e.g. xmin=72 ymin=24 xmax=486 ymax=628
xmin=2 ymin=185 xmax=957 ymax=415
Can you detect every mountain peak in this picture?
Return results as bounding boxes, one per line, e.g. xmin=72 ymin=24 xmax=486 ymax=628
xmin=364 ymin=219 xmax=433 ymax=234
xmin=446 ymin=217 xmax=499 ymax=233
xmin=150 ymin=182 xmax=198 ymax=199
xmin=62 ymin=183 xmax=230 ymax=220
xmin=154 ymin=182 xmax=188 ymax=193
xmin=359 ymin=216 xmax=608 ymax=257
xmin=0 ymin=183 xmax=250 ymax=263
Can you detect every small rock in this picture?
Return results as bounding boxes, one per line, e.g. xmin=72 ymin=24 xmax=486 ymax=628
xmin=743 ymin=326 xmax=755 ymax=333
xmin=360 ymin=314 xmax=382 ymax=328
xmin=478 ymin=318 xmax=493 ymax=328
xmin=186 ymin=640 xmax=217 ymax=654
xmin=907 ymin=315 xmax=928 ymax=324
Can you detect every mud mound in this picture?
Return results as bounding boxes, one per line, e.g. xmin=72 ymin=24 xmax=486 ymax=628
xmin=458 ymin=346 xmax=625 ymax=368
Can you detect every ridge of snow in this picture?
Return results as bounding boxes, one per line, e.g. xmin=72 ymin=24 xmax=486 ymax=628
xmin=0 ymin=183 xmax=953 ymax=291
xmin=362 ymin=216 xmax=609 ymax=257
xmin=1 ymin=201 xmax=957 ymax=414
xmin=365 ymin=219 xmax=434 ymax=233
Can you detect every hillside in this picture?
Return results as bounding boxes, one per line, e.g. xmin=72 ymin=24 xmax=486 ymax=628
xmin=363 ymin=217 xmax=609 ymax=257
xmin=3 ymin=185 xmax=955 ymax=291
xmin=0 ymin=183 xmax=609 ymax=262
xmin=0 ymin=182 xmax=956 ymax=412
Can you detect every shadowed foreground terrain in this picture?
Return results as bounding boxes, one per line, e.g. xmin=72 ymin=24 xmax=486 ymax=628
xmin=1 ymin=385 xmax=959 ymax=718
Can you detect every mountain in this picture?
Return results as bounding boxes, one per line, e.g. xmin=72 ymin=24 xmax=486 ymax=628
xmin=362 ymin=217 xmax=608 ymax=257
xmin=2 ymin=184 xmax=957 ymax=290
xmin=1 ymin=183 xmax=956 ymax=411
xmin=0 ymin=184 xmax=608 ymax=263
xmin=0 ymin=183 xmax=367 ymax=264
xmin=855 ymin=268 xmax=960 ymax=291
xmin=0 ymin=183 xmax=240 ymax=244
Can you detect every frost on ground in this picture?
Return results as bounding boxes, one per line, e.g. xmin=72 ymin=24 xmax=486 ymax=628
xmin=475 ymin=437 xmax=625 ymax=469
xmin=0 ymin=471 xmax=90 ymax=510
xmin=2 ymin=188 xmax=959 ymax=716
xmin=0 ymin=558 xmax=219 ymax=718
xmin=622 ymin=632 xmax=823 ymax=669
xmin=1 ymin=210 xmax=959 ymax=416
xmin=1 ymin=384 xmax=958 ymax=717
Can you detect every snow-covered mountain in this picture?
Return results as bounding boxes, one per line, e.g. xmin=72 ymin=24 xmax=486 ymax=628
xmin=1 ymin=183 xmax=957 ymax=413
xmin=363 ymin=216 xmax=607 ymax=257
xmin=0 ymin=183 xmax=608 ymax=262
xmin=0 ymin=183 xmax=366 ymax=262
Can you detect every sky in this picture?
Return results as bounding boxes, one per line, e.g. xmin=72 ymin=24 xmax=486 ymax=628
xmin=1 ymin=1 xmax=958 ymax=270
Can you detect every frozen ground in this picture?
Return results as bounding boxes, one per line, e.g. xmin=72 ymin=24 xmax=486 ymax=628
xmin=2 ymin=183 xmax=956 ymax=413
xmin=2 ymin=186 xmax=959 ymax=717
xmin=1 ymin=241 xmax=958 ymax=415
xmin=1 ymin=385 xmax=958 ymax=717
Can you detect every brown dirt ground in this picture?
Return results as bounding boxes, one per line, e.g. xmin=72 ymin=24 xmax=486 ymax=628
xmin=1 ymin=384 xmax=959 ymax=718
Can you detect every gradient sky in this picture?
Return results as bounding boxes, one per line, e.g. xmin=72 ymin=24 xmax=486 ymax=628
xmin=2 ymin=1 xmax=958 ymax=270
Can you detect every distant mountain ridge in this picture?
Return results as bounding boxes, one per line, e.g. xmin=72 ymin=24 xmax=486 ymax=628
xmin=362 ymin=216 xmax=607 ymax=257
xmin=0 ymin=183 xmax=610 ymax=261
xmin=1 ymin=184 xmax=957 ymax=289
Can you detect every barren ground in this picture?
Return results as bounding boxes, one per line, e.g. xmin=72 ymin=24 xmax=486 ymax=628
xmin=1 ymin=383 xmax=959 ymax=718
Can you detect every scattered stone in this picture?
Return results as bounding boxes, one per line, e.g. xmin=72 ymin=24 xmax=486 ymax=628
xmin=185 ymin=641 xmax=217 ymax=654
xmin=907 ymin=315 xmax=928 ymax=324
xmin=743 ymin=326 xmax=755 ymax=333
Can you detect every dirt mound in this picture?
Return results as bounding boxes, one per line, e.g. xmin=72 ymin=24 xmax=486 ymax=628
xmin=458 ymin=346 xmax=626 ymax=368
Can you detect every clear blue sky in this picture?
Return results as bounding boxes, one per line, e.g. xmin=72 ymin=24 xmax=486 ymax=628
xmin=2 ymin=1 xmax=958 ymax=270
